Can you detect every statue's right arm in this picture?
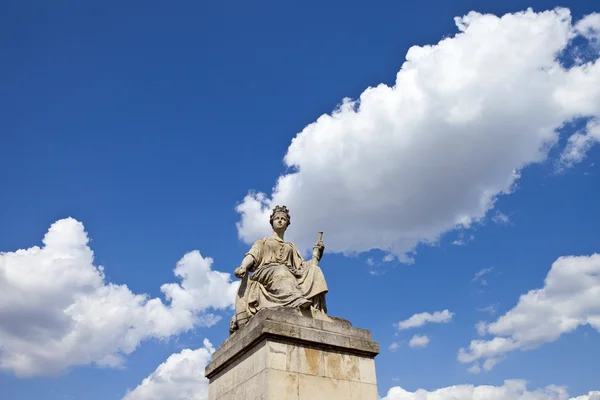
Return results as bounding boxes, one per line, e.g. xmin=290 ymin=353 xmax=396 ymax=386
xmin=234 ymin=254 xmax=255 ymax=278
xmin=240 ymin=254 xmax=254 ymax=270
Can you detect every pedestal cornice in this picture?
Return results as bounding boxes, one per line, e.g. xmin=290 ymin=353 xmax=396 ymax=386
xmin=205 ymin=308 xmax=379 ymax=379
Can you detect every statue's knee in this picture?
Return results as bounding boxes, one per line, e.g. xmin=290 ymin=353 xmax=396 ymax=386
xmin=272 ymin=266 xmax=293 ymax=280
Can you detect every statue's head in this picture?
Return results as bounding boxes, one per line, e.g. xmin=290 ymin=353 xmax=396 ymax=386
xmin=269 ymin=205 xmax=291 ymax=231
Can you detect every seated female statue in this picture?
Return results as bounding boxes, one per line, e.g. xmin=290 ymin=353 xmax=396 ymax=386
xmin=230 ymin=205 xmax=327 ymax=334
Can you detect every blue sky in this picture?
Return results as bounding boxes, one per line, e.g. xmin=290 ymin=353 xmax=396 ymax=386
xmin=1 ymin=1 xmax=600 ymax=399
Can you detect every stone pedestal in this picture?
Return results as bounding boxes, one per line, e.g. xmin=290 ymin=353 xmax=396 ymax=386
xmin=205 ymin=309 xmax=379 ymax=400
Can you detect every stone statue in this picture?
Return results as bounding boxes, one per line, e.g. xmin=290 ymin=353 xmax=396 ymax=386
xmin=229 ymin=205 xmax=328 ymax=334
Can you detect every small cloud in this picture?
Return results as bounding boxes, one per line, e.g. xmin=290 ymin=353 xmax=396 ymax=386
xmin=366 ymin=257 xmax=384 ymax=275
xmin=467 ymin=363 xmax=482 ymax=374
xmin=452 ymin=232 xmax=474 ymax=246
xmin=383 ymin=254 xmax=395 ymax=262
xmin=409 ymin=334 xmax=430 ymax=348
xmin=395 ymin=310 xmax=454 ymax=330
xmin=491 ymin=211 xmax=510 ymax=225
xmin=389 ymin=341 xmax=401 ymax=352
xmin=472 ymin=267 xmax=493 ymax=286
xmin=558 ymin=119 xmax=600 ymax=169
xmin=476 ymin=304 xmax=498 ymax=314
xmin=483 ymin=358 xmax=502 ymax=371
xmin=475 ymin=321 xmax=488 ymax=336
xmin=584 ymin=162 xmax=596 ymax=176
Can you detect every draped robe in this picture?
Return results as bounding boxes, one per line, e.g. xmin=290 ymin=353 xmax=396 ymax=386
xmin=232 ymin=236 xmax=328 ymax=331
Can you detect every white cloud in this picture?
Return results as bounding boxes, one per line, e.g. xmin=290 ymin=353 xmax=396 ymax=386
xmin=383 ymin=254 xmax=396 ymax=262
xmin=452 ymin=232 xmax=474 ymax=246
xmin=472 ymin=267 xmax=493 ymax=286
xmin=382 ymin=380 xmax=600 ymax=400
xmin=560 ymin=119 xmax=600 ymax=168
xmin=482 ymin=357 xmax=502 ymax=371
xmin=396 ymin=310 xmax=454 ymax=330
xmin=475 ymin=321 xmax=487 ymax=336
xmin=408 ymin=334 xmax=430 ymax=348
xmin=0 ymin=218 xmax=238 ymax=377
xmin=235 ymin=8 xmax=600 ymax=261
xmin=491 ymin=212 xmax=510 ymax=225
xmin=476 ymin=304 xmax=498 ymax=315
xmin=458 ymin=253 xmax=600 ymax=371
xmin=122 ymin=339 xmax=214 ymax=400
xmin=389 ymin=341 xmax=401 ymax=352
xmin=575 ymin=13 xmax=600 ymax=41
xmin=467 ymin=364 xmax=481 ymax=374
xmin=575 ymin=394 xmax=600 ymax=400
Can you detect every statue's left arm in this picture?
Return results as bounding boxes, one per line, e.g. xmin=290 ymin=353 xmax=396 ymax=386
xmin=288 ymin=242 xmax=323 ymax=277
xmin=312 ymin=232 xmax=324 ymax=263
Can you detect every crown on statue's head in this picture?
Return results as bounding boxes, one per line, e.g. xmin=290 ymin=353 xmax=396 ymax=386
xmin=269 ymin=205 xmax=291 ymax=225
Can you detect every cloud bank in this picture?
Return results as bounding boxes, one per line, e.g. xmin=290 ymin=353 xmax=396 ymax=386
xmin=458 ymin=252 xmax=600 ymax=372
xmin=235 ymin=9 xmax=600 ymax=261
xmin=123 ymin=339 xmax=214 ymax=400
xmin=0 ymin=218 xmax=238 ymax=377
xmin=383 ymin=380 xmax=600 ymax=400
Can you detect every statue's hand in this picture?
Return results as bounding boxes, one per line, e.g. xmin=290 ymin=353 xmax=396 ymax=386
xmin=234 ymin=266 xmax=247 ymax=279
xmin=312 ymin=241 xmax=325 ymax=261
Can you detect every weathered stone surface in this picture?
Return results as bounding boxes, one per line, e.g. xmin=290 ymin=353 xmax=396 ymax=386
xmin=206 ymin=308 xmax=379 ymax=400
xmin=207 ymin=308 xmax=378 ymax=378
xmin=230 ymin=205 xmax=328 ymax=334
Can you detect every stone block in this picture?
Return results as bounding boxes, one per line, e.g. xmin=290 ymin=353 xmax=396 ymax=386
xmin=206 ymin=308 xmax=379 ymax=400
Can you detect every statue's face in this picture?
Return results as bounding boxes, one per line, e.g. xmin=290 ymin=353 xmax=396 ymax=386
xmin=271 ymin=213 xmax=289 ymax=231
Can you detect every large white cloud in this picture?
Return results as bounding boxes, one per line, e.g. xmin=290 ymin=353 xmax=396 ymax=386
xmin=235 ymin=9 xmax=600 ymax=260
xmin=458 ymin=253 xmax=600 ymax=371
xmin=383 ymin=380 xmax=600 ymax=400
xmin=122 ymin=339 xmax=214 ymax=400
xmin=0 ymin=218 xmax=238 ymax=377
xmin=122 ymin=356 xmax=600 ymax=400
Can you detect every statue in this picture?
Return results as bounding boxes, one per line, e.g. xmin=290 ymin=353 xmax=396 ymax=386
xmin=229 ymin=205 xmax=328 ymax=334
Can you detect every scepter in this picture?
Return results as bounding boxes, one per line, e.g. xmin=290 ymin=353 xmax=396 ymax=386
xmin=313 ymin=231 xmax=324 ymax=265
